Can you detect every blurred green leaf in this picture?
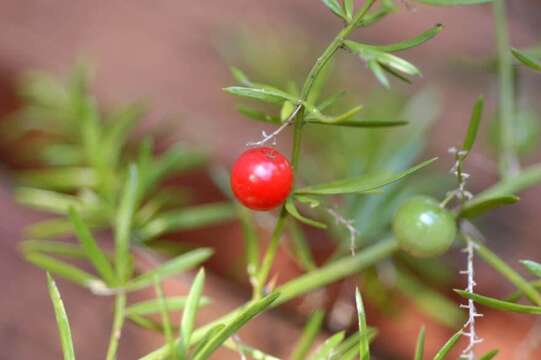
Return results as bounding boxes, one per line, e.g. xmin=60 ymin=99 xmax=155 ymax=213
xmin=21 ymin=240 xmax=86 ymax=259
xmin=455 ymin=290 xmax=541 ymax=314
xmin=433 ymin=330 xmax=463 ymax=360
xmin=414 ymin=0 xmax=494 ymax=5
xmin=372 ymin=24 xmax=443 ymax=52
xmin=368 ymin=60 xmax=390 ymax=88
xmin=355 ymin=288 xmax=370 ymax=360
xmin=115 ymin=164 xmax=139 ymax=282
xmin=17 ymin=167 xmax=97 ymax=191
xmin=295 ymin=158 xmax=436 ymax=195
xmin=69 ymin=207 xmax=116 ymax=285
xmin=462 ymin=96 xmax=484 ymax=154
xmin=288 ymin=220 xmax=317 ymax=271
xmin=180 ymin=269 xmax=206 ymax=357
xmin=458 ymin=195 xmax=519 ymax=219
xmin=154 ymin=279 xmax=175 ymax=359
xmin=192 ymin=324 xmax=226 ymax=358
xmin=236 ymin=205 xmax=260 ymax=278
xmin=521 ymin=260 xmax=541 ymax=278
xmin=356 ymin=1 xmax=397 ymax=27
xmin=473 ymin=163 xmax=541 ymax=203
xmin=138 ymin=203 xmax=235 ymax=242
xmin=309 ymin=331 xmax=345 ymax=360
xmin=26 ymin=252 xmax=100 ymax=287
xmin=16 ymin=187 xmax=82 ymax=214
xmin=307 ymin=119 xmax=407 ymax=128
xmin=126 ymin=296 xmax=210 ymax=316
xmin=285 ymin=199 xmax=327 ymax=229
xmin=47 ymin=273 xmax=76 ymax=360
xmin=224 ymin=86 xmax=294 ymax=104
xmin=512 ymin=48 xmax=541 ymax=71
xmin=414 ymin=326 xmax=425 ymax=360
xmin=237 ymin=105 xmax=280 ymax=124
xmin=479 ymin=349 xmax=499 ymax=360
xmin=193 ymin=292 xmax=279 ymax=360
xmin=127 ymin=248 xmax=212 ymax=290
xmin=345 ymin=41 xmax=421 ymax=78
xmin=291 ymin=309 xmax=325 ymax=360
xmin=344 ymin=0 xmax=354 ymax=20
xmin=472 ymin=237 xmax=541 ymax=306
xmin=321 ymin=0 xmax=347 ymax=19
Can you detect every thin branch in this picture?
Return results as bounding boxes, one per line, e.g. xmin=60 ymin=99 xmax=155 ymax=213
xmin=246 ymin=103 xmax=302 ymax=147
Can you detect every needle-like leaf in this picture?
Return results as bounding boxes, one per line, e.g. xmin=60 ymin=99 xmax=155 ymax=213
xmin=291 ymin=310 xmax=325 ymax=360
xmin=47 ymin=273 xmax=76 ymax=360
xmin=455 ymin=289 xmax=541 ymax=314
xmin=180 ymin=269 xmax=206 ymax=357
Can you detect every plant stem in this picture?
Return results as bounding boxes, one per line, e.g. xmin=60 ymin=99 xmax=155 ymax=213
xmin=106 ymin=293 xmax=127 ymax=360
xmin=493 ymin=0 xmax=519 ymax=178
xmin=140 ymin=237 xmax=398 ymax=360
xmin=253 ymin=0 xmax=377 ymax=299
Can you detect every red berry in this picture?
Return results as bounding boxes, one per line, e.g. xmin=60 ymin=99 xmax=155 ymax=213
xmin=230 ymin=147 xmax=293 ymax=211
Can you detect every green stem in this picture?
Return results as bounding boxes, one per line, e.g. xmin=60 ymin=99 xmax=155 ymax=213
xmin=466 ymin=234 xmax=541 ymax=306
xmin=493 ymin=0 xmax=519 ymax=178
xmin=253 ymin=1 xmax=377 ymax=299
xmin=254 ymin=207 xmax=288 ymax=298
xmin=140 ymin=237 xmax=398 ymax=360
xmin=106 ymin=293 xmax=127 ymax=360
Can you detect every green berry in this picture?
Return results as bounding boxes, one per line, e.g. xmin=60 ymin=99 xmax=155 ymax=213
xmin=392 ymin=195 xmax=456 ymax=258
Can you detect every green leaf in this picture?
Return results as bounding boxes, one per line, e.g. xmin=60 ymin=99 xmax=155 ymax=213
xmin=479 ymin=349 xmax=499 ymax=360
xmin=288 ymin=220 xmax=317 ymax=271
xmin=237 ymin=105 xmax=280 ymax=124
xmin=356 ymin=1 xmax=397 ymax=27
xmin=472 ymin=163 xmax=541 ymax=203
xmin=462 ymin=95 xmax=484 ymax=153
xmin=17 ymin=167 xmax=97 ymax=191
xmin=345 ymin=41 xmax=421 ymax=76
xmin=371 ymin=24 xmax=443 ymax=52
xmin=521 ymin=260 xmax=541 ymax=278
xmin=127 ymin=248 xmax=212 ymax=290
xmin=180 ymin=269 xmax=206 ymax=357
xmin=355 ymin=288 xmax=370 ymax=360
xmin=192 ymin=324 xmax=226 ymax=358
xmin=137 ymin=203 xmax=236 ymax=242
xmin=224 ymin=86 xmax=294 ymax=105
xmin=455 ymin=290 xmax=541 ymax=314
xmin=344 ymin=0 xmax=354 ymax=20
xmin=458 ymin=195 xmax=519 ymax=219
xmin=285 ymin=199 xmax=327 ymax=229
xmin=20 ymin=240 xmax=86 ymax=259
xmin=193 ymin=293 xmax=280 ymax=360
xmin=68 ymin=207 xmax=116 ymax=285
xmin=414 ymin=0 xmax=494 ymax=5
xmin=115 ymin=164 xmax=139 ymax=282
xmin=307 ymin=105 xmax=364 ymax=123
xmin=291 ymin=309 xmax=325 ymax=360
xmin=309 ymin=331 xmax=345 ymax=360
xmin=154 ymin=279 xmax=175 ymax=359
xmin=307 ymin=119 xmax=408 ymax=128
xmin=414 ymin=326 xmax=425 ymax=360
xmin=126 ymin=296 xmax=210 ymax=316
xmin=512 ymin=48 xmax=541 ymax=71
xmin=321 ymin=0 xmax=347 ymax=19
xmin=16 ymin=187 xmax=82 ymax=214
xmin=295 ymin=158 xmax=436 ymax=195
xmin=471 ymin=237 xmax=541 ymax=306
xmin=236 ymin=205 xmax=260 ymax=277
xmin=47 ymin=273 xmax=76 ymax=360
xmin=368 ymin=60 xmax=390 ymax=88
xmin=230 ymin=66 xmax=253 ymax=86
xmin=433 ymin=330 xmax=462 ymax=360
xmin=26 ymin=252 xmax=100 ymax=287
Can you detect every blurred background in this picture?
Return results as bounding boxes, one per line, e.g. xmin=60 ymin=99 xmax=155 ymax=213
xmin=1 ymin=0 xmax=541 ymax=359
